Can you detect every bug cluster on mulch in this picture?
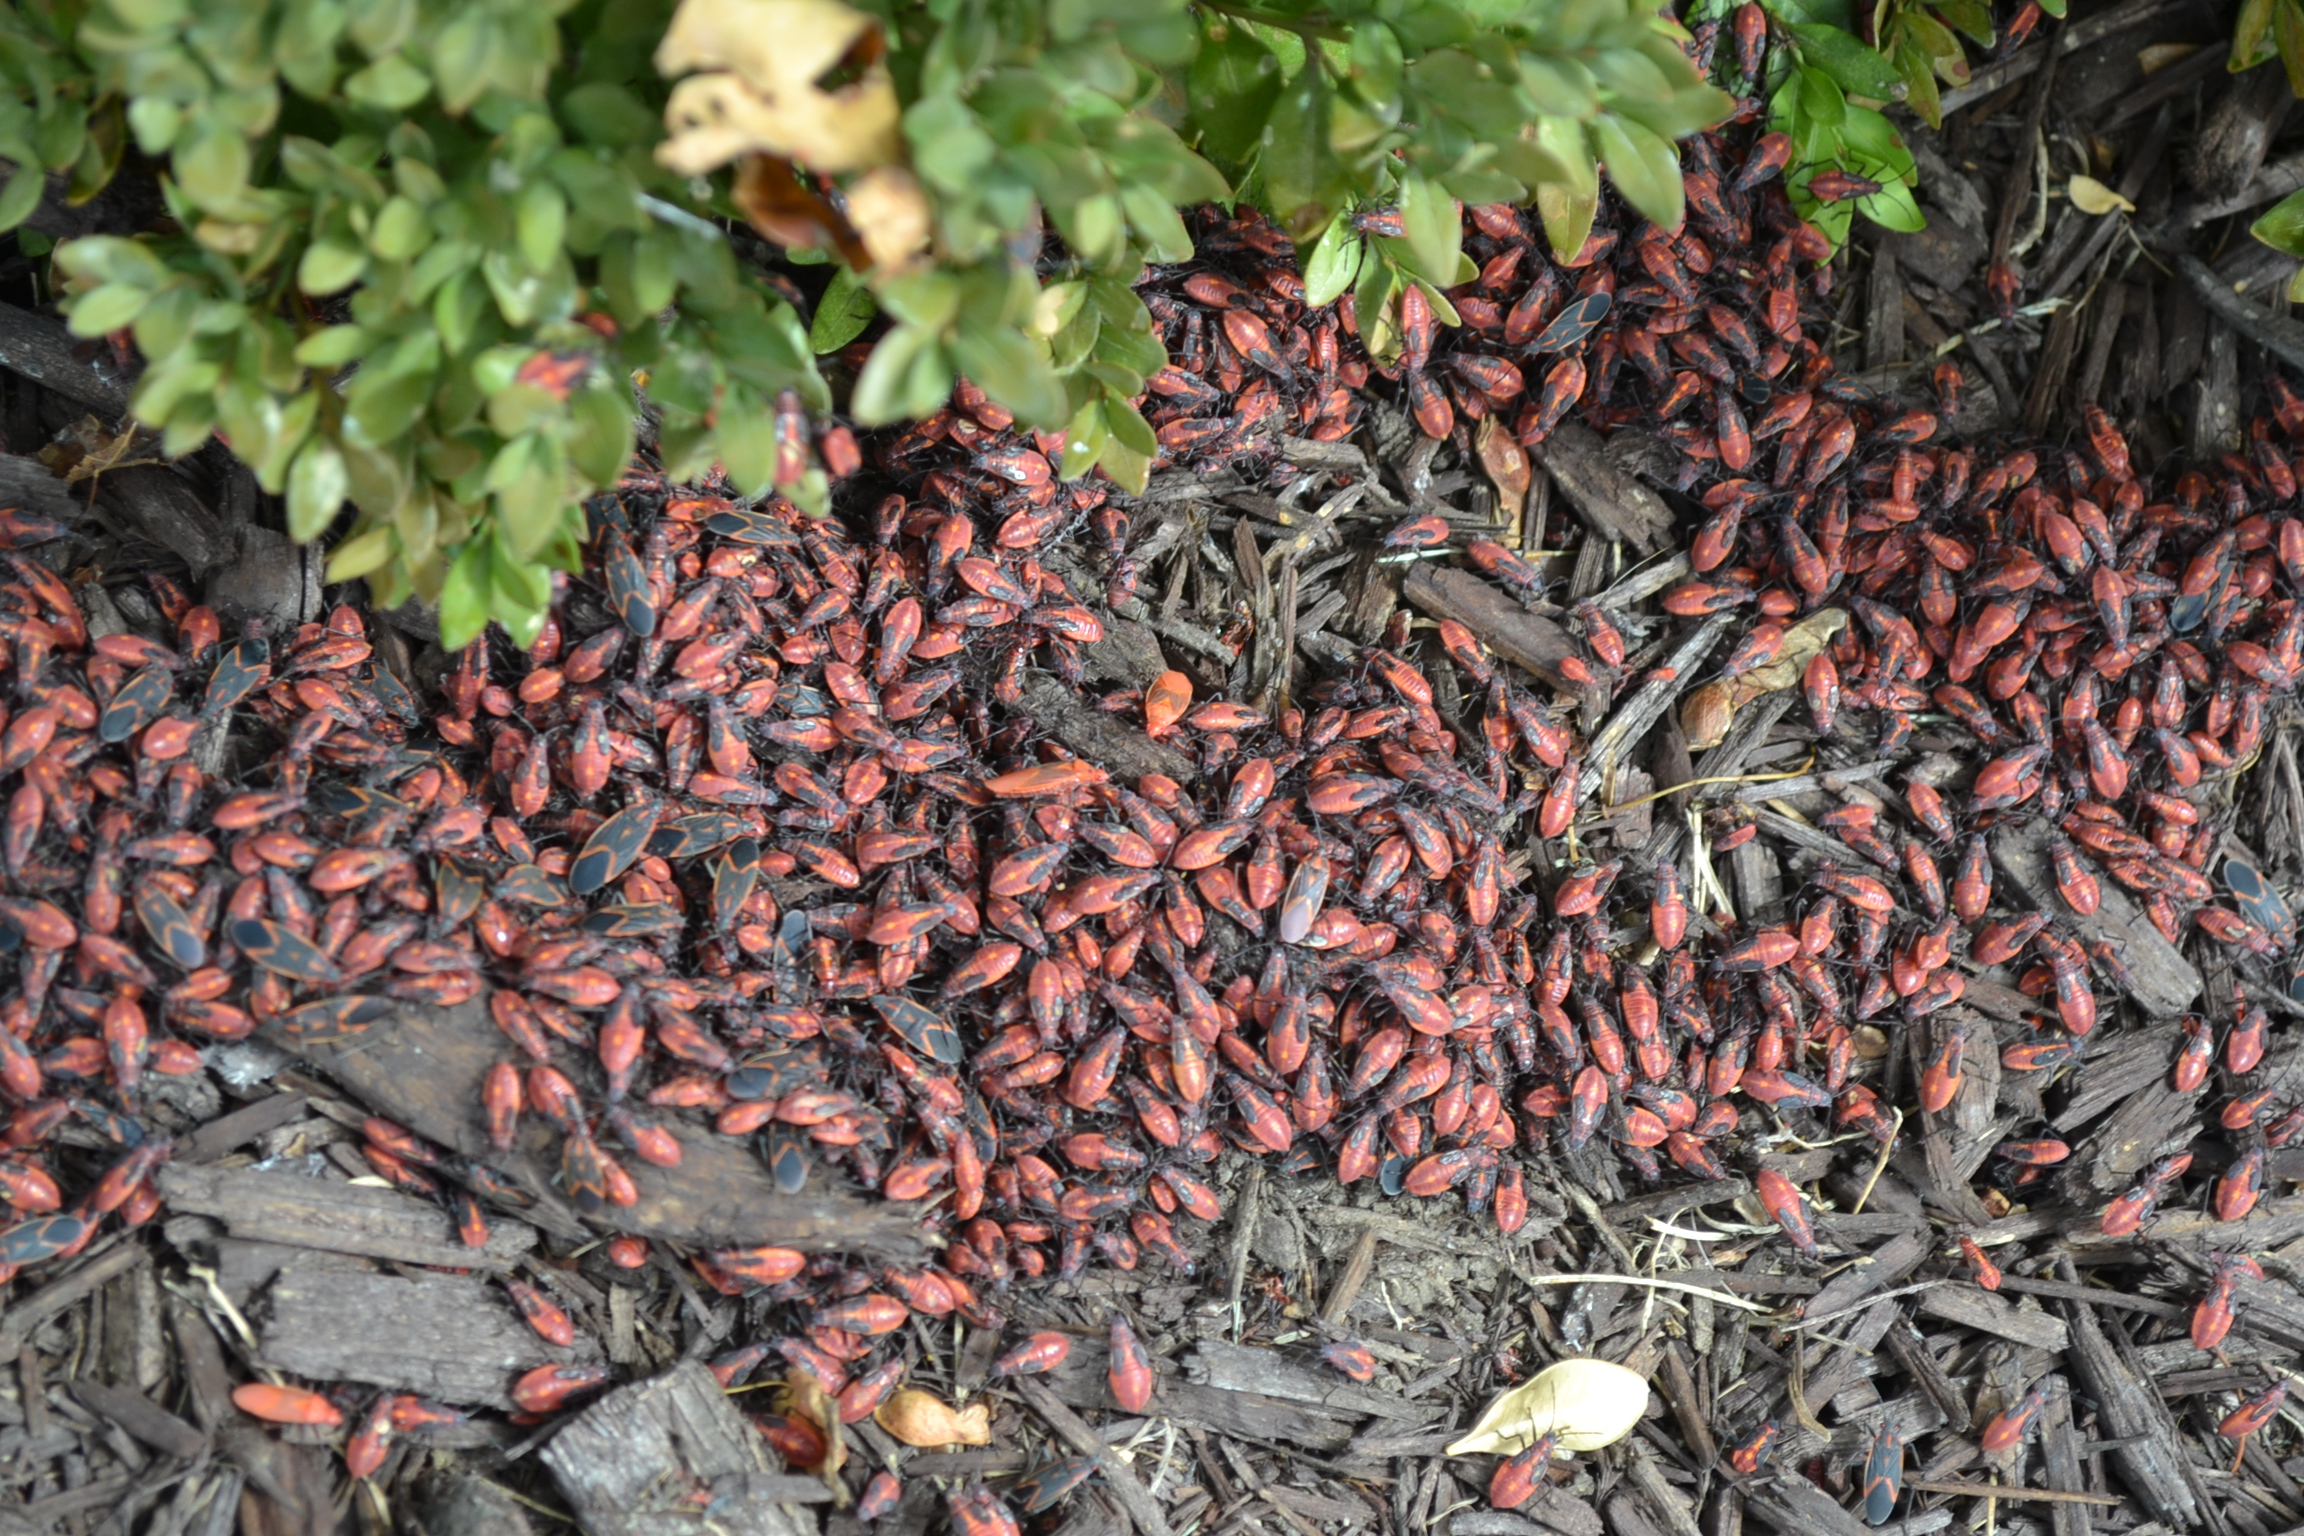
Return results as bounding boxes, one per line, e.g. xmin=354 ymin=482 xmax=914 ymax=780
xmin=9 ymin=45 xmax=2304 ymax=1536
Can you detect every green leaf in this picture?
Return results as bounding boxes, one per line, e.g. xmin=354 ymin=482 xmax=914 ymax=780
xmin=432 ymin=12 xmax=500 ymax=115
xmin=438 ymin=537 xmax=491 ymax=650
xmin=1260 ymin=58 xmax=1344 ymax=238
xmin=1761 ymin=0 xmax=1856 ymax=28
xmin=343 ymin=53 xmax=432 ymax=111
xmin=1119 ymin=183 xmax=1195 ymax=264
xmin=0 ymin=158 xmax=41 ymax=234
xmin=1059 ymin=398 xmax=1108 ymax=478
xmin=1302 ymin=215 xmax=1365 ymax=307
xmin=1590 ymin=114 xmax=1683 ymax=230
xmin=516 ymin=179 xmax=567 ymax=273
xmin=1929 ymin=0 xmax=1995 ymax=48
xmin=300 ymin=239 xmax=368 ymax=296
xmin=1789 ymin=23 xmax=1906 ymax=99
xmin=852 ymin=325 xmax=930 ymax=425
xmin=1397 ymin=171 xmax=1462 ymax=293
xmin=1537 ymin=178 xmax=1599 ymax=263
xmin=811 ymin=265 xmax=879 ymax=354
xmin=175 ymin=124 xmax=250 ymax=212
xmin=1892 ymin=37 xmax=1943 ymax=128
xmin=953 ymin=320 xmax=1067 ymax=428
xmin=294 ymin=324 xmax=371 ymax=368
xmin=326 ymin=524 xmax=395 ymax=583
xmin=2239 ymin=0 xmax=2276 ymax=66
xmin=66 ymin=283 xmax=148 ymax=338
xmin=2253 ymin=188 xmax=2304 ymax=257
xmin=1189 ymin=16 xmax=1284 ymax=163
xmin=2279 ymin=0 xmax=2304 ymax=97
xmin=287 ymin=438 xmax=351 ymax=542
xmin=1856 ymin=176 xmax=1925 ymax=232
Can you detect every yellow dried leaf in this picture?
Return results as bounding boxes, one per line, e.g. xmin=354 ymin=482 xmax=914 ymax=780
xmin=2137 ymin=42 xmax=2199 ymax=75
xmin=2067 ymin=175 xmax=2134 ymax=217
xmin=1446 ymin=1358 xmax=1650 ymax=1456
xmin=1475 ymin=415 xmax=1531 ymax=522
xmin=875 ymin=1388 xmax=993 ymax=1447
xmin=1735 ymin=605 xmax=1846 ymax=696
xmin=782 ymin=1375 xmax=849 ymax=1503
xmin=656 ymin=0 xmax=902 ymax=176
xmin=1680 ymin=678 xmax=1739 ymax=752
xmin=846 ymin=165 xmax=933 ymax=273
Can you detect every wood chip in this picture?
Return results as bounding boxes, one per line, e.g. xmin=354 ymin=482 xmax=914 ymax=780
xmin=539 ymin=1360 xmax=814 ymax=1536
xmin=157 ymin=1163 xmax=534 ymax=1271
xmin=1399 ymin=564 xmax=1584 ymax=693
xmin=1188 ymin=1341 xmax=1441 ymax=1424
xmin=254 ymin=1263 xmax=594 ymax=1409
xmin=279 ymin=995 xmax=929 ymax=1256
xmin=1527 ymin=420 xmax=1674 ymax=553
xmin=1990 ymin=821 xmax=2197 ymax=1015
xmin=1916 ymin=1286 xmax=2070 ymax=1352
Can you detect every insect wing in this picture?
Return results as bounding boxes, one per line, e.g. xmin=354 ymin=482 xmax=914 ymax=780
xmin=434 ymin=857 xmax=488 ymax=932
xmin=232 ymin=918 xmax=345 ymax=983
xmin=1861 ymin=1426 xmax=1904 ymax=1524
xmin=649 ymin=812 xmax=748 ymax=860
xmin=712 ymin=839 xmax=762 ymax=931
xmin=274 ymin=994 xmax=390 ymax=1042
xmin=1528 ymin=292 xmax=1611 ymax=355
xmin=870 ymin=993 xmax=963 ymax=1063
xmin=582 ymin=903 xmax=684 ymax=937
xmin=133 ymin=885 xmax=206 ymax=969
xmin=571 ymin=802 xmax=661 ymax=895
xmin=203 ymin=638 xmax=272 ymax=712
xmin=0 ymin=1210 xmax=89 ymax=1266
xmin=99 ymin=665 xmax=174 ymax=743
xmin=705 ymin=509 xmax=801 ymax=548
xmin=497 ymin=863 xmax=572 ymax=907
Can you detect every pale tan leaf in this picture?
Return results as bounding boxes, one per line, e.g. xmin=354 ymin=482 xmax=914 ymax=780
xmin=2067 ymin=175 xmax=2134 ymax=216
xmin=2137 ymin=42 xmax=2199 ymax=75
xmin=875 ymin=1388 xmax=993 ymax=1447
xmin=656 ymin=0 xmax=902 ymax=176
xmin=1476 ymin=415 xmax=1531 ymax=522
xmin=846 ymin=165 xmax=933 ymax=273
xmin=1445 ymin=1358 xmax=1650 ymax=1456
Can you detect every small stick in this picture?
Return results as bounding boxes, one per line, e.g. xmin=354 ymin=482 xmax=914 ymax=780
xmin=1226 ymin=1165 xmax=1264 ymax=1342
xmin=1903 ymin=1480 xmax=2122 ymax=1507
xmin=1518 ymin=1273 xmax=1773 ymax=1314
xmin=1849 ymin=1109 xmax=1904 ymax=1216
xmin=1320 ymin=1229 xmax=1378 ymax=1325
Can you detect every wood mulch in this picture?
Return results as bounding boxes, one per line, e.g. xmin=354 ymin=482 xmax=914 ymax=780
xmin=11 ymin=2 xmax=2304 ymax=1532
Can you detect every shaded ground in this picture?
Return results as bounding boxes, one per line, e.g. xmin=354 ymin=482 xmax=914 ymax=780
xmin=13 ymin=4 xmax=2304 ymax=1535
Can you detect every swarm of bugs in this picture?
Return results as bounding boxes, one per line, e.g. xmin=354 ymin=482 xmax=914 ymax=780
xmin=1 ymin=44 xmax=2302 ymax=1532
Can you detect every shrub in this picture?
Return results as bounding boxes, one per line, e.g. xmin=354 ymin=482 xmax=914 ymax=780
xmin=4 ymin=0 xmax=1740 ymax=648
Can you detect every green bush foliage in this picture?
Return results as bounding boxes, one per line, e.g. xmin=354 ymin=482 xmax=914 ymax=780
xmin=2 ymin=0 xmax=1741 ymax=648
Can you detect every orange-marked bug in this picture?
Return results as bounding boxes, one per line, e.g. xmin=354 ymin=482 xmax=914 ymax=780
xmin=1727 ymin=1419 xmax=1777 ymax=1474
xmin=2220 ymin=1380 xmax=2290 ymax=1442
xmin=1488 ymin=1432 xmax=1559 ymax=1509
xmin=1108 ymin=1316 xmax=1154 ymax=1411
xmin=1860 ymin=1423 xmax=1903 ymax=1524
xmin=233 ymin=1382 xmax=343 ymax=1427
xmin=507 ymin=1280 xmax=577 ymax=1346
xmin=1979 ymin=1382 xmax=2049 ymax=1455
xmin=991 ymin=1332 xmax=1071 ymax=1378
xmin=1755 ymin=1168 xmax=1817 ymax=1256
xmin=511 ymin=1364 xmax=614 ymax=1414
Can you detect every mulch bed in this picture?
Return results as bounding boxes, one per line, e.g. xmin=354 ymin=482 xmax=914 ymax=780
xmin=10 ymin=3 xmax=2304 ymax=1534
